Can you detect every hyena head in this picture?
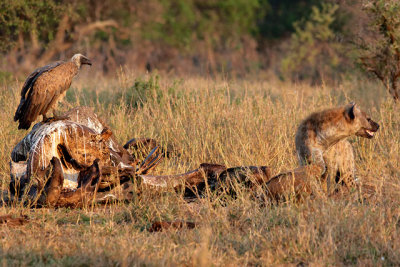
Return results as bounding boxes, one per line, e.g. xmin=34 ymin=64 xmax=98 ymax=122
xmin=344 ymin=102 xmax=379 ymax=139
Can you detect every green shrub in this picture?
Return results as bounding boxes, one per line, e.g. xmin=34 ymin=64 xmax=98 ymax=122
xmin=357 ymin=0 xmax=400 ymax=102
xmin=281 ymin=3 xmax=347 ymax=83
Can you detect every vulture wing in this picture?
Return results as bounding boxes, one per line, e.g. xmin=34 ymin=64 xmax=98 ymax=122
xmin=14 ymin=61 xmax=71 ymax=130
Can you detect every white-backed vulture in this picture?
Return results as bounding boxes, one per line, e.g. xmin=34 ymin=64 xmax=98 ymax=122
xmin=14 ymin=54 xmax=92 ymax=130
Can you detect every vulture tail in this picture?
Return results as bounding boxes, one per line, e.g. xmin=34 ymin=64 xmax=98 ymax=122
xmin=14 ymin=99 xmax=32 ymax=130
xmin=14 ymin=99 xmax=24 ymax=122
xmin=18 ymin=120 xmax=32 ymax=130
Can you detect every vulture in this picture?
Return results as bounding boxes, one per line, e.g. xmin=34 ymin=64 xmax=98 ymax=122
xmin=14 ymin=54 xmax=92 ymax=130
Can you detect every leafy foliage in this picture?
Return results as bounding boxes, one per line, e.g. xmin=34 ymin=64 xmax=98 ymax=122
xmin=358 ymin=0 xmax=400 ymax=101
xmin=0 ymin=0 xmax=382 ymax=81
xmin=258 ymin=0 xmax=320 ymax=39
xmin=280 ymin=3 xmax=348 ymax=83
xmin=0 ymin=0 xmax=66 ymax=51
xmin=0 ymin=0 xmax=267 ymax=52
xmin=144 ymin=0 xmax=267 ymax=50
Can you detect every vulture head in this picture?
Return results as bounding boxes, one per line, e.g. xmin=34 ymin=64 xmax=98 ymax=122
xmin=71 ymin=54 xmax=92 ymax=68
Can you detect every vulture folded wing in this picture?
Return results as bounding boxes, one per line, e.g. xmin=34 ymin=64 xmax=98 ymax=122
xmin=35 ymin=62 xmax=77 ymax=118
xmin=20 ymin=61 xmax=64 ymax=98
xmin=14 ymin=61 xmax=64 ymax=129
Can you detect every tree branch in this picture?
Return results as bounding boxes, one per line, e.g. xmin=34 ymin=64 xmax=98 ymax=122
xmin=75 ymin=20 xmax=118 ymax=41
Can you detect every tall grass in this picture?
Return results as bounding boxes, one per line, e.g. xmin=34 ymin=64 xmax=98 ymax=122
xmin=0 ymin=70 xmax=399 ymax=265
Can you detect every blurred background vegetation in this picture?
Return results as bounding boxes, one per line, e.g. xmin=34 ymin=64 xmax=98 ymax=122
xmin=0 ymin=0 xmax=399 ymax=90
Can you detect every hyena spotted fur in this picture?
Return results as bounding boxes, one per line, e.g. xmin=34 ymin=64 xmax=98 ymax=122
xmin=295 ymin=102 xmax=379 ymax=192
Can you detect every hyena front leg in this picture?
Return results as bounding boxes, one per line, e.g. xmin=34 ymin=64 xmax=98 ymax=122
xmin=325 ymin=140 xmax=358 ymax=192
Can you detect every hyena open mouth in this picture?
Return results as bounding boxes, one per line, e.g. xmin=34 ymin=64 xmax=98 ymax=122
xmin=362 ymin=127 xmax=378 ymax=139
xmin=365 ymin=129 xmax=375 ymax=138
xmin=358 ymin=117 xmax=380 ymax=139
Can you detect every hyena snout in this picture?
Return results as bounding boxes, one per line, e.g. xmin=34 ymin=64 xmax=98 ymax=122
xmin=357 ymin=118 xmax=379 ymax=139
xmin=368 ymin=118 xmax=379 ymax=131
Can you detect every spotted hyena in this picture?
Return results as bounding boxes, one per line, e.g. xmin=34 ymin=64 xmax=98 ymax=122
xmin=295 ymin=102 xmax=379 ymax=191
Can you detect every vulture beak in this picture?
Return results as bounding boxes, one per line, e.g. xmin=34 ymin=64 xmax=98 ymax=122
xmin=81 ymin=56 xmax=92 ymax=66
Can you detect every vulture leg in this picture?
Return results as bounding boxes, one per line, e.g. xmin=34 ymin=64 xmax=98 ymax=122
xmin=43 ymin=114 xmax=71 ymax=124
xmin=58 ymin=97 xmax=74 ymax=110
xmin=50 ymin=96 xmax=73 ymax=119
xmin=52 ymin=108 xmax=58 ymax=117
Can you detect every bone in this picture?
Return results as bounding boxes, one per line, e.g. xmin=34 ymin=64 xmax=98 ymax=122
xmin=139 ymin=163 xmax=272 ymax=193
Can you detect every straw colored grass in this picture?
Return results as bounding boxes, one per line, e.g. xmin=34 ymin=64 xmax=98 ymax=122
xmin=0 ymin=70 xmax=399 ymax=266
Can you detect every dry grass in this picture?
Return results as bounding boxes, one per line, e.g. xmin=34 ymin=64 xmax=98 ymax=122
xmin=0 ymin=70 xmax=399 ymax=266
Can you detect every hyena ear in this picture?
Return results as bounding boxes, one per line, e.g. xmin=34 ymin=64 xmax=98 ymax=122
xmin=344 ymin=102 xmax=357 ymax=121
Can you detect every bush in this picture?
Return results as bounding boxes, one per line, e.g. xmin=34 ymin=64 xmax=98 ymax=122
xmin=357 ymin=0 xmax=400 ymax=102
xmin=144 ymin=0 xmax=267 ymax=50
xmin=280 ymin=3 xmax=348 ymax=83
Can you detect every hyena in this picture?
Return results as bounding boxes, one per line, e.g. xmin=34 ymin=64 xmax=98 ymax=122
xmin=295 ymin=102 xmax=379 ymax=191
